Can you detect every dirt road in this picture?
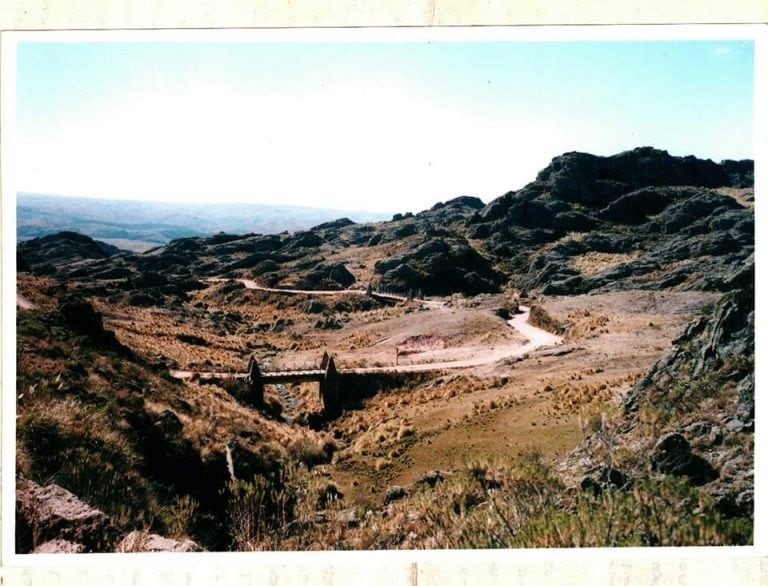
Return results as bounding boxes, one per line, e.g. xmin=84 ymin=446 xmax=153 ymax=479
xmin=347 ymin=305 xmax=562 ymax=373
xmin=207 ymin=278 xmax=446 ymax=309
xmin=183 ymin=276 xmax=563 ymax=377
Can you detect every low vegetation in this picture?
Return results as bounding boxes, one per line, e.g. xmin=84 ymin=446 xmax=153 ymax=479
xmin=15 ymin=147 xmax=753 ymax=551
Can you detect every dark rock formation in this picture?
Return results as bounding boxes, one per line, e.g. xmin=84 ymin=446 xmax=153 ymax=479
xmin=580 ymin=467 xmax=633 ymax=495
xmin=720 ymin=159 xmax=754 ymax=188
xmin=298 ymin=262 xmax=356 ymax=290
xmin=626 ymin=258 xmax=754 ymax=415
xmin=385 ymin=485 xmax=408 ymax=504
xmin=650 ymin=433 xmax=718 ymax=485
xmin=58 ymin=296 xmax=126 ymax=351
xmin=17 ymin=231 xmax=123 ymax=276
xmin=375 ymin=237 xmax=501 ymax=296
xmin=311 ymin=217 xmax=355 ymax=231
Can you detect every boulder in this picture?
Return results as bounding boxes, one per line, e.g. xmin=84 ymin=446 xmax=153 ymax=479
xmin=650 ymin=433 xmax=718 ymax=485
xmin=385 ymin=485 xmax=407 ymax=504
xmin=16 ymin=478 xmax=121 ymax=553
xmin=580 ymin=467 xmax=633 ymax=495
xmin=417 ymin=470 xmax=447 ymax=488
xmin=32 ymin=539 xmax=87 ymax=554
xmin=58 ymin=297 xmax=108 ymax=340
xmin=299 ymin=262 xmax=355 ymax=290
xmin=115 ymin=531 xmax=202 ymax=553
xmin=302 ymin=299 xmax=327 ymax=314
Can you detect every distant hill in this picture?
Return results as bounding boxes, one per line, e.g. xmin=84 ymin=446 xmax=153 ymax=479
xmin=15 ymin=146 xmax=755 ymax=551
xmin=17 ymin=193 xmax=390 ymax=251
xmin=19 ymin=147 xmax=753 ymax=298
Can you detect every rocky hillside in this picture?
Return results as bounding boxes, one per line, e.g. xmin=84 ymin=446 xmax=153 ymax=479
xmin=15 ymin=146 xmax=754 ymax=551
xmin=564 ymin=258 xmax=754 ymax=522
xmin=17 ymin=148 xmax=753 ymax=302
xmin=467 ymin=147 xmax=753 ymax=295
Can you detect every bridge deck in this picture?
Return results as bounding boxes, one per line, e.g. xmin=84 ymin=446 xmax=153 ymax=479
xmin=261 ymin=369 xmax=325 ymax=384
xmin=186 ymin=367 xmax=412 ymax=380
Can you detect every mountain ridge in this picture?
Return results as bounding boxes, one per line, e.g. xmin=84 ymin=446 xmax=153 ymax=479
xmin=14 ymin=146 xmax=755 ymax=551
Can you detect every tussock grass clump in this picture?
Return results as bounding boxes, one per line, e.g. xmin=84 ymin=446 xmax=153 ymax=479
xmin=287 ymin=436 xmax=334 ymax=469
xmin=513 ymin=477 xmax=751 ymax=547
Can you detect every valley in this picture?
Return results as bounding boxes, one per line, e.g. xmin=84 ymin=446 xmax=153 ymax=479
xmin=14 ymin=147 xmax=754 ymax=552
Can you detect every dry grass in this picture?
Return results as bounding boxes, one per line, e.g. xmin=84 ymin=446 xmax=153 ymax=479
xmin=561 ymin=309 xmax=611 ymax=341
xmin=17 ymin=264 xmax=729 ymax=551
xmin=549 ymin=373 xmax=641 ymax=414
xmin=716 ymin=187 xmax=754 ymax=209
xmin=570 ymin=251 xmax=643 ymax=277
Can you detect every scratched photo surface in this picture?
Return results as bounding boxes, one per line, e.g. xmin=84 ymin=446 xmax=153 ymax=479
xmin=12 ymin=34 xmax=754 ymax=553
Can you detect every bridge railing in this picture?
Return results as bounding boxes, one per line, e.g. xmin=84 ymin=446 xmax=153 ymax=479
xmin=259 ymin=362 xmax=321 ymax=375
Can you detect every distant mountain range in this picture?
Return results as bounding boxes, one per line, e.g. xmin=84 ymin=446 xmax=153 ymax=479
xmin=17 ymin=193 xmax=390 ymax=251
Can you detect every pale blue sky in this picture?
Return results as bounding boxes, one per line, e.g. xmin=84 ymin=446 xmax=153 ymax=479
xmin=16 ymin=40 xmax=754 ymax=213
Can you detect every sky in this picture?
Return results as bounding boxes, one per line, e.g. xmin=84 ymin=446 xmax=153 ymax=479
xmin=15 ymin=38 xmax=754 ymax=213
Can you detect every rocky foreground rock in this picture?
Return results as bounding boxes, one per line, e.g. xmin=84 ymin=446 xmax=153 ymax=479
xmin=16 ymin=478 xmax=203 ymax=553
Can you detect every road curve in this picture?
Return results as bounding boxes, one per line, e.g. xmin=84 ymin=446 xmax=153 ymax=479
xmin=206 ymin=278 xmax=446 ymax=309
xmin=174 ymin=279 xmax=564 ymax=378
xmin=347 ymin=305 xmax=562 ymax=374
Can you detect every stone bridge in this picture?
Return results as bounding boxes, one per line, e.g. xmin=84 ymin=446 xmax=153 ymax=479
xmin=177 ymin=352 xmax=416 ymax=418
xmin=247 ymin=351 xmax=343 ymax=415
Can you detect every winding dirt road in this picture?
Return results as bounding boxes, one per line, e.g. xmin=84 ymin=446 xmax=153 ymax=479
xmin=171 ymin=279 xmax=563 ymax=379
xmin=207 ymin=278 xmax=446 ymax=309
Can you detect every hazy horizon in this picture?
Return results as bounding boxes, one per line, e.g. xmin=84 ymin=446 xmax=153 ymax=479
xmin=17 ymin=190 xmax=394 ymax=217
xmin=16 ymin=36 xmax=754 ymax=213
xmin=16 ymin=138 xmax=755 ymax=216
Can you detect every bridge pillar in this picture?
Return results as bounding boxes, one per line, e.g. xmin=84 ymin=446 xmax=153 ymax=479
xmin=320 ymin=355 xmax=341 ymax=416
xmin=247 ymin=355 xmax=264 ymax=407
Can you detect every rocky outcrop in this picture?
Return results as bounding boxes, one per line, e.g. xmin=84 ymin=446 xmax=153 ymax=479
xmin=375 ymin=236 xmax=501 ymax=296
xmin=625 ymin=260 xmax=751 ymax=514
xmin=32 ymin=539 xmax=87 ymax=554
xmin=562 ymin=257 xmax=753 ymax=523
xmin=16 ymin=478 xmax=205 ymax=553
xmin=650 ymin=433 xmax=718 ymax=485
xmin=385 ymin=485 xmax=408 ymax=504
xmin=625 ymin=258 xmax=754 ymax=415
xmin=494 ymin=149 xmax=753 ymax=296
xmin=534 ymin=147 xmax=732 ymax=206
xmin=297 ymin=262 xmax=356 ymax=290
xmin=17 ymin=232 xmax=123 ymax=276
xmin=58 ymin=296 xmax=128 ymax=351
xmin=720 ymin=159 xmax=754 ymax=188
xmin=20 ymin=148 xmax=753 ymax=301
xmin=16 ymin=479 xmax=121 ymax=553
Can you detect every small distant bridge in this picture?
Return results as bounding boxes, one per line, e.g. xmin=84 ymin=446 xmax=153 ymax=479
xmin=248 ymin=351 xmax=343 ymax=415
xmin=172 ymin=351 xmax=417 ymax=417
